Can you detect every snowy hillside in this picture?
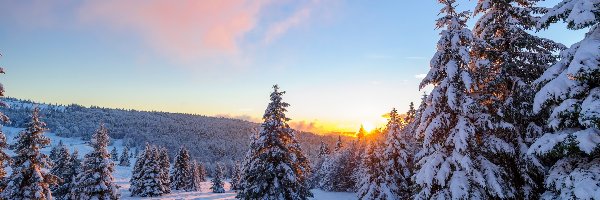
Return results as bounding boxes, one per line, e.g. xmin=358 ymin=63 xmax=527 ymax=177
xmin=0 ymin=98 xmax=343 ymax=169
xmin=2 ymin=126 xmax=355 ymax=200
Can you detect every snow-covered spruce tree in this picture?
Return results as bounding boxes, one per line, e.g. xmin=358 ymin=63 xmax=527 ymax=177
xmin=230 ymin=161 xmax=242 ymax=190
xmin=413 ymin=1 xmax=488 ymax=199
xmin=1 ymin=107 xmax=58 ymax=199
xmin=334 ymin=135 xmax=343 ymax=152
xmin=318 ymin=137 xmax=359 ymax=192
xmin=529 ymin=1 xmax=600 ymax=199
xmin=310 ymin=141 xmax=331 ymax=188
xmin=140 ymin=146 xmax=166 ymax=197
xmin=129 ymin=143 xmax=150 ymax=196
xmin=71 ymin=149 xmax=82 ymax=174
xmin=170 ymin=146 xmax=193 ymax=191
xmin=471 ymin=0 xmax=564 ymax=198
xmin=382 ymin=108 xmax=412 ymax=199
xmin=118 ymin=145 xmax=130 ymax=166
xmin=110 ymin=147 xmax=118 ymax=162
xmin=356 ymin=141 xmax=389 ymax=200
xmin=0 ymin=53 xmax=9 ymax=189
xmin=237 ymin=85 xmax=312 ymax=200
xmin=158 ymin=147 xmax=171 ymax=194
xmin=197 ymin=162 xmax=207 ymax=182
xmin=210 ymin=163 xmax=225 ymax=193
xmin=318 ymin=141 xmax=331 ymax=158
xmin=71 ymin=124 xmax=120 ymax=200
xmin=49 ymin=140 xmax=64 ymax=162
xmin=190 ymin=160 xmax=202 ymax=192
xmin=335 ymin=141 xmax=360 ymax=192
xmin=50 ymin=144 xmax=73 ymax=200
xmin=65 ymin=149 xmax=82 ymax=199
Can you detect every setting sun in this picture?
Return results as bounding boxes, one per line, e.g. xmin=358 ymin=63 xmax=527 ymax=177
xmin=362 ymin=121 xmax=375 ymax=133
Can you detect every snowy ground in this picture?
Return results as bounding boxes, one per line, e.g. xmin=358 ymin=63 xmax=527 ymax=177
xmin=2 ymin=126 xmax=357 ymax=200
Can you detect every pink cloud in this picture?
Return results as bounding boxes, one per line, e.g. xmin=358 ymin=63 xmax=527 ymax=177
xmin=2 ymin=0 xmax=337 ymax=65
xmin=78 ymin=0 xmax=270 ymax=61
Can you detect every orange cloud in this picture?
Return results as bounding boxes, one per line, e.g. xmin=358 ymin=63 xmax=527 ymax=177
xmin=289 ymin=120 xmax=329 ymax=134
xmin=79 ymin=0 xmax=269 ymax=61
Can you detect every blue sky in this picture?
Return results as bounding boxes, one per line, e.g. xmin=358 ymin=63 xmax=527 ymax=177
xmin=0 ymin=0 xmax=585 ymax=133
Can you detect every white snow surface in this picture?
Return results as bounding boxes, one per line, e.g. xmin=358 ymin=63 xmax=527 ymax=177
xmin=2 ymin=126 xmax=355 ymax=200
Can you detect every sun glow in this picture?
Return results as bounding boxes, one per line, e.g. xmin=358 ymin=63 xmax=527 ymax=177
xmin=362 ymin=121 xmax=375 ymax=132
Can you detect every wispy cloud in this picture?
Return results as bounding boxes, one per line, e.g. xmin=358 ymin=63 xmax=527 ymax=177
xmin=1 ymin=0 xmax=338 ymax=66
xmin=79 ymin=0 xmax=268 ymax=62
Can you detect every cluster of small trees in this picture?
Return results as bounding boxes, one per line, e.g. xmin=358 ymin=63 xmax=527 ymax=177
xmin=0 ymin=107 xmax=120 ymax=200
xmin=129 ymin=145 xmax=215 ymax=197
xmin=313 ymin=0 xmax=600 ymax=199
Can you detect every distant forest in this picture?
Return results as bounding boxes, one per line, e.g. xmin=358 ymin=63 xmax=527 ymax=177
xmin=0 ymin=98 xmax=345 ymax=165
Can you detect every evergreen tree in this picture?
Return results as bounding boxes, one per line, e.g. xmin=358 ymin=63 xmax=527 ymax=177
xmin=197 ymin=162 xmax=207 ymax=182
xmin=118 ymin=145 xmax=130 ymax=167
xmin=141 ymin=147 xmax=166 ymax=196
xmin=71 ymin=124 xmax=120 ymax=200
xmin=67 ymin=149 xmax=82 ymax=197
xmin=334 ymin=135 xmax=343 ymax=152
xmin=318 ymin=141 xmax=331 ymax=158
xmin=357 ymin=124 xmax=367 ymax=141
xmin=129 ymin=144 xmax=149 ymax=196
xmin=471 ymin=0 xmax=564 ymax=198
xmin=1 ymin=107 xmax=58 ymax=200
xmin=237 ymin=85 xmax=312 ymax=200
xmin=414 ymin=1 xmax=488 ymax=199
xmin=310 ymin=141 xmax=330 ymax=188
xmin=0 ymin=53 xmax=9 ymax=191
xmin=190 ymin=160 xmax=202 ymax=192
xmin=158 ymin=147 xmax=171 ymax=194
xmin=319 ymin=140 xmax=359 ymax=192
xmin=356 ymin=142 xmax=390 ymax=200
xmin=230 ymin=161 xmax=242 ymax=190
xmin=49 ymin=140 xmax=64 ymax=162
xmin=50 ymin=144 xmax=73 ymax=200
xmin=210 ymin=163 xmax=225 ymax=193
xmin=129 ymin=145 xmax=166 ymax=197
xmin=382 ymin=108 xmax=412 ymax=199
xmin=170 ymin=146 xmax=193 ymax=191
xmin=110 ymin=147 xmax=118 ymax=162
xmin=70 ymin=149 xmax=82 ymax=175
xmin=530 ymin=1 xmax=600 ymax=199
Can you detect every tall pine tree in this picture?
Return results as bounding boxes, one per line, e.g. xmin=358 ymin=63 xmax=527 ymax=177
xmin=1 ymin=107 xmax=58 ymax=200
xmin=210 ymin=163 xmax=225 ymax=193
xmin=190 ymin=160 xmax=202 ymax=192
xmin=237 ymin=85 xmax=312 ymax=200
xmin=129 ymin=144 xmax=149 ymax=196
xmin=158 ymin=147 xmax=171 ymax=194
xmin=110 ymin=147 xmax=118 ymax=162
xmin=71 ymin=124 xmax=120 ymax=200
xmin=356 ymin=141 xmax=389 ymax=200
xmin=471 ymin=0 xmax=564 ymax=198
xmin=50 ymin=144 xmax=73 ymax=200
xmin=530 ymin=1 xmax=600 ymax=199
xmin=0 ymin=53 xmax=9 ymax=189
xmin=170 ymin=146 xmax=193 ymax=191
xmin=382 ymin=108 xmax=412 ymax=199
xmin=118 ymin=145 xmax=130 ymax=167
xmin=413 ymin=1 xmax=487 ymax=199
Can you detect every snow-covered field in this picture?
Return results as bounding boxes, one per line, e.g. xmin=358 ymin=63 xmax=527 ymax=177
xmin=2 ymin=126 xmax=356 ymax=200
